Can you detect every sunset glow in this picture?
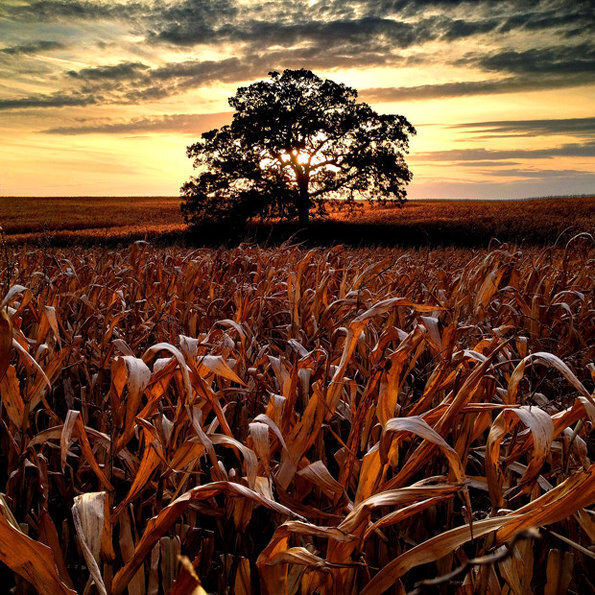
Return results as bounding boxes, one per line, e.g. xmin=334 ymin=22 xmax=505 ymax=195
xmin=0 ymin=0 xmax=593 ymax=198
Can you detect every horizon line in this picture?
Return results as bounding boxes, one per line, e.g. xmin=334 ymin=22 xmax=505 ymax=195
xmin=1 ymin=194 xmax=593 ymax=201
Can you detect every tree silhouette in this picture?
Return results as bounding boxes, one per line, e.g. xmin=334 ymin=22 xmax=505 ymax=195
xmin=181 ymin=69 xmax=415 ymax=228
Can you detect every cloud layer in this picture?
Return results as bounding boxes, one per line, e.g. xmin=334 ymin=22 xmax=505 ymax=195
xmin=1 ymin=0 xmax=593 ymax=198
xmin=414 ymin=141 xmax=595 ymax=162
xmin=1 ymin=0 xmax=593 ymax=110
xmin=42 ymin=112 xmax=231 ymax=135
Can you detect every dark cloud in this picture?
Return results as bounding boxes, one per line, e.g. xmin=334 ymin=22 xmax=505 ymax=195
xmin=497 ymin=4 xmax=593 ymax=35
xmin=0 ymin=93 xmax=96 ymax=110
xmin=438 ymin=17 xmax=502 ymax=41
xmin=103 ymin=56 xmax=271 ymax=104
xmin=149 ymin=1 xmax=589 ymax=50
xmin=5 ymin=48 xmax=591 ymax=112
xmin=146 ymin=45 xmax=398 ymax=84
xmin=361 ymin=72 xmax=591 ymax=102
xmin=42 ymin=112 xmax=231 ymax=134
xmin=0 ymin=40 xmax=64 ymax=56
xmin=459 ymin=160 xmax=522 ymax=167
xmin=39 ymin=47 xmax=411 ymax=108
xmin=2 ymin=0 xmax=588 ymax=48
xmin=1 ymin=0 xmax=593 ymax=111
xmin=151 ymin=11 xmax=568 ymax=53
xmin=154 ymin=15 xmax=436 ymax=49
xmin=68 ymin=61 xmax=150 ymax=80
xmin=478 ymin=168 xmax=595 ymax=179
xmin=139 ymin=8 xmax=595 ymax=103
xmin=369 ymin=0 xmax=581 ymax=24
xmin=0 ymin=0 xmax=540 ymax=24
xmin=1 ymin=0 xmax=234 ymax=26
xmin=413 ymin=141 xmax=595 ymax=162
xmin=452 ymin=118 xmax=595 ymax=139
xmin=150 ymin=0 xmax=237 ymax=43
xmin=0 ymin=0 xmax=140 ymax=21
xmin=469 ymin=43 xmax=595 ymax=75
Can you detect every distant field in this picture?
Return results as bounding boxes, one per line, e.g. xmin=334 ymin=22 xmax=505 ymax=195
xmin=1 ymin=195 xmax=593 ymax=246
xmin=0 ymin=196 xmax=183 ymax=234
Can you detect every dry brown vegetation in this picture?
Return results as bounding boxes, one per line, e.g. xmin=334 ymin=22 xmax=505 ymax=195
xmin=1 ymin=195 xmax=592 ymax=247
xmin=329 ymin=195 xmax=594 ymax=244
xmin=0 ymin=239 xmax=594 ymax=594
xmin=0 ymin=197 xmax=182 ymax=236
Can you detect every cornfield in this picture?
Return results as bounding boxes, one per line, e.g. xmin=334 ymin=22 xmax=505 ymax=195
xmin=0 ymin=239 xmax=593 ymax=594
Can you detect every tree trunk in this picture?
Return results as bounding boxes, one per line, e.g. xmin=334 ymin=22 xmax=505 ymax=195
xmin=297 ymin=175 xmax=310 ymax=226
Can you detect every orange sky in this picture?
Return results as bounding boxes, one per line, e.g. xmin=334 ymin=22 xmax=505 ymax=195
xmin=0 ymin=0 xmax=593 ymax=199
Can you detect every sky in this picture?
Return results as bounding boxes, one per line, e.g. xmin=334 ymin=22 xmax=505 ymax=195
xmin=0 ymin=0 xmax=593 ymax=199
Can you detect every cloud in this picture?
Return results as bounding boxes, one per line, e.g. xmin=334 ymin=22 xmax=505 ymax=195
xmin=153 ymin=15 xmax=436 ymax=49
xmin=5 ymin=51 xmax=591 ymax=112
xmin=3 ymin=0 xmax=589 ymax=51
xmin=0 ymin=40 xmax=64 ymax=56
xmin=0 ymin=93 xmax=96 ymax=109
xmin=67 ymin=61 xmax=150 ymax=80
xmin=479 ymin=168 xmax=595 ymax=179
xmin=148 ymin=0 xmax=237 ymax=44
xmin=1 ymin=0 xmax=235 ymax=30
xmin=452 ymin=118 xmax=595 ymax=139
xmin=35 ymin=47 xmax=413 ymax=109
xmin=497 ymin=4 xmax=594 ymax=35
xmin=362 ymin=40 xmax=595 ymax=103
xmin=468 ymin=43 xmax=595 ymax=75
xmin=0 ymin=0 xmax=139 ymax=21
xmin=413 ymin=141 xmax=595 ymax=162
xmin=361 ymin=72 xmax=591 ymax=102
xmin=42 ymin=112 xmax=231 ymax=134
xmin=0 ymin=56 xmax=257 ymax=110
xmin=459 ymin=160 xmax=521 ymax=167
xmin=148 ymin=1 xmax=591 ymax=52
xmin=150 ymin=11 xmax=544 ymax=55
xmin=438 ymin=17 xmax=503 ymax=41
xmin=1 ymin=0 xmax=594 ymax=112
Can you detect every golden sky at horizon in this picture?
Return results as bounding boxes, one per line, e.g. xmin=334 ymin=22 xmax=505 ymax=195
xmin=0 ymin=0 xmax=593 ymax=199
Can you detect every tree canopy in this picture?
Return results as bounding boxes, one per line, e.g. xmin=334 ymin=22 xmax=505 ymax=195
xmin=181 ymin=69 xmax=416 ymax=228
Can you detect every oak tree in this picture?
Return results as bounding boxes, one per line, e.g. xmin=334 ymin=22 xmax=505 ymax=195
xmin=181 ymin=69 xmax=415 ymax=228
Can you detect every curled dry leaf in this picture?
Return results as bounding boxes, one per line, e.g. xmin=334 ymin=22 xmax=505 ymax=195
xmin=363 ymin=465 xmax=595 ymax=594
xmin=508 ymin=352 xmax=594 ymax=407
xmin=167 ymin=555 xmax=209 ymax=595
xmin=60 ymin=410 xmax=113 ymax=490
xmin=114 ymin=426 xmax=164 ymax=516
xmin=486 ymin=406 xmax=554 ymax=507
xmin=339 ymin=483 xmax=464 ymax=536
xmin=111 ymin=355 xmax=151 ymax=451
xmin=1 ymin=284 xmax=28 ymax=309
xmin=0 ymin=307 xmax=12 ymax=382
xmin=297 ymin=461 xmax=344 ymax=501
xmin=0 ymin=365 xmax=24 ymax=428
xmin=0 ymin=497 xmax=76 ymax=595
xmin=199 ymin=354 xmax=245 ymax=385
xmin=72 ymin=492 xmax=108 ymax=595
xmin=112 ymin=481 xmax=303 ymax=594
xmin=380 ymin=416 xmax=465 ymax=483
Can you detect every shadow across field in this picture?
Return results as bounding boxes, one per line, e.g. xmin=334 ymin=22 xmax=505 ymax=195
xmin=2 ymin=196 xmax=592 ymax=248
xmin=5 ymin=217 xmax=592 ymax=249
xmin=227 ymin=219 xmax=585 ymax=248
xmin=190 ymin=208 xmax=594 ymax=248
